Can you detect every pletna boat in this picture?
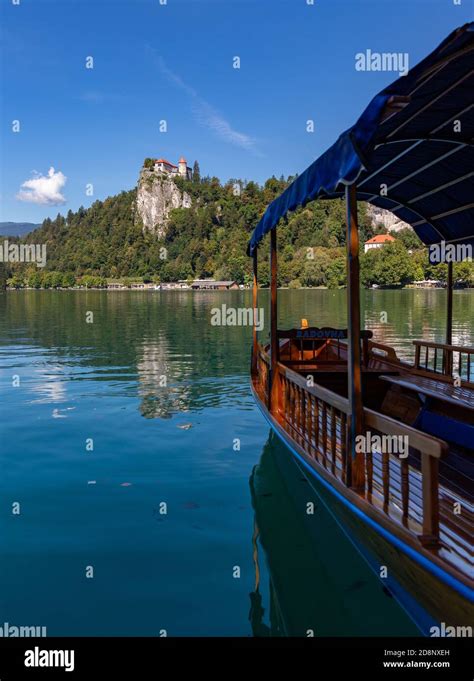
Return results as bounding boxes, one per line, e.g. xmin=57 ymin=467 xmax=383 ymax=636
xmin=248 ymin=23 xmax=474 ymax=632
xmin=249 ymin=433 xmax=421 ymax=636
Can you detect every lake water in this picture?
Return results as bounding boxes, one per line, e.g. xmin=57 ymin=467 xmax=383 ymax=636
xmin=1 ymin=289 xmax=472 ymax=636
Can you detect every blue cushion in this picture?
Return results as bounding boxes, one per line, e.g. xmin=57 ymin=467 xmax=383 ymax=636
xmin=417 ymin=410 xmax=474 ymax=450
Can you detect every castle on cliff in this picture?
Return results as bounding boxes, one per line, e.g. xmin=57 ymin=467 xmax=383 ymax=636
xmin=154 ymin=157 xmax=192 ymax=180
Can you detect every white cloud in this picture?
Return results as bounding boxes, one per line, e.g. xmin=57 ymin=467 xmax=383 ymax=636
xmin=152 ymin=53 xmax=260 ymax=155
xmin=16 ymin=167 xmax=67 ymax=205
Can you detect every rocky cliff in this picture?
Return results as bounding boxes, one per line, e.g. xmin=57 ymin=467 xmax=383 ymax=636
xmin=135 ymin=169 xmax=192 ymax=237
xmin=366 ymin=204 xmax=410 ymax=233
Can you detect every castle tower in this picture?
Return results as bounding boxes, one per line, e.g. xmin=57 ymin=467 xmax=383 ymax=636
xmin=178 ymin=157 xmax=188 ymax=178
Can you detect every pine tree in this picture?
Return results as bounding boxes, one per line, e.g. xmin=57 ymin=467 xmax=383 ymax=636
xmin=192 ymin=161 xmax=201 ymax=183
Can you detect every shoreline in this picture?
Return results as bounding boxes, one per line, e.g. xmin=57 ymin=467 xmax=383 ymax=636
xmin=3 ymin=286 xmax=473 ymax=292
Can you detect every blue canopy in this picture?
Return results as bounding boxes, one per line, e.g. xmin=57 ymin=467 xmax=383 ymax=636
xmin=247 ymin=23 xmax=474 ymax=257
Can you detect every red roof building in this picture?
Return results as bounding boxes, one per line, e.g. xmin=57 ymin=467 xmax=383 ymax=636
xmin=364 ymin=234 xmax=396 ymax=252
xmin=155 ymin=158 xmax=177 ymax=168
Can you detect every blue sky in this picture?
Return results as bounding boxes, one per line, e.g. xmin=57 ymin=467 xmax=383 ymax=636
xmin=1 ymin=0 xmax=471 ymax=223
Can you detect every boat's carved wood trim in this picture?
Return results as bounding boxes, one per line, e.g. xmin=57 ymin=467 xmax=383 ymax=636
xmin=277 ymin=327 xmax=373 ymax=340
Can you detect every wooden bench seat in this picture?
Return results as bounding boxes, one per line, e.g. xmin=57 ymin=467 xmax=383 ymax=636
xmin=380 ymin=374 xmax=474 ymax=411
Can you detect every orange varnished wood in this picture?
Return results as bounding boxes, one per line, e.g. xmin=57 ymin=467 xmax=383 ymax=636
xmin=345 ymin=185 xmax=364 ymax=492
xmin=252 ymin=377 xmax=473 ymax=624
xmin=252 ymin=342 xmax=472 ymax=596
xmin=251 ymin=252 xmax=258 ymax=375
xmin=380 ymin=373 xmax=474 ymax=411
xmin=269 ymin=229 xmax=279 ymax=412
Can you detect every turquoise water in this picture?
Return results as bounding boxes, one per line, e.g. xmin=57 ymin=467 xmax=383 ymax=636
xmin=1 ymin=289 xmax=472 ymax=636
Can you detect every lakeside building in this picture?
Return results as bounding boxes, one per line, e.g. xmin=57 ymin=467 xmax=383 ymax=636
xmin=129 ymin=282 xmax=156 ymax=290
xmin=364 ymin=234 xmax=396 ymax=252
xmin=411 ymin=279 xmax=445 ymax=288
xmin=106 ymin=281 xmax=155 ymax=290
xmin=107 ymin=281 xmax=127 ymax=290
xmin=159 ymin=281 xmax=191 ymax=290
xmin=105 ymin=280 xmax=239 ymax=291
xmin=191 ymin=279 xmax=239 ymax=290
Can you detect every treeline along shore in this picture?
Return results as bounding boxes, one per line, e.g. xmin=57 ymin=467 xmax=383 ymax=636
xmin=2 ymin=170 xmax=473 ymax=290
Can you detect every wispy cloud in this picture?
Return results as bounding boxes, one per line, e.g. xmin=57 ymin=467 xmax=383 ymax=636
xmin=16 ymin=167 xmax=67 ymax=206
xmin=151 ymin=52 xmax=260 ymax=155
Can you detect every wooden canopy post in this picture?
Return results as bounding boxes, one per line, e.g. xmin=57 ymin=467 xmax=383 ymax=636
xmin=445 ymin=260 xmax=454 ymax=375
xmin=345 ymin=184 xmax=365 ymax=492
xmin=269 ymin=228 xmax=279 ymax=411
xmin=251 ymin=251 xmax=258 ymax=375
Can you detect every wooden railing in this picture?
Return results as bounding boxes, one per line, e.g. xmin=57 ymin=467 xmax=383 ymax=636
xmin=278 ymin=362 xmax=349 ymax=483
xmin=254 ymin=345 xmax=447 ymax=546
xmin=413 ymin=340 xmax=474 ymax=383
xmin=364 ymin=409 xmax=446 ymax=546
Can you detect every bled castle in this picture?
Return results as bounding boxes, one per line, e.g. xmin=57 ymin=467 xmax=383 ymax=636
xmin=153 ymin=156 xmax=192 ymax=181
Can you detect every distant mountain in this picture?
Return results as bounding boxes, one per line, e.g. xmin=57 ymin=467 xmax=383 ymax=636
xmin=0 ymin=222 xmax=41 ymax=237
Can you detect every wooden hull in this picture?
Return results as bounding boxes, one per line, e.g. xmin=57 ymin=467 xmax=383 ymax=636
xmin=250 ymin=434 xmax=422 ymax=636
xmin=251 ymin=380 xmax=474 ymax=632
xmin=329 ymin=494 xmax=473 ymax=628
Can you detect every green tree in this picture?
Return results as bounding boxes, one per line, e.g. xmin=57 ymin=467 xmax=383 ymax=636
xmin=7 ymin=273 xmax=25 ymax=289
xmin=0 ymin=264 xmax=7 ymax=290
xmin=395 ymin=228 xmax=422 ymax=250
xmin=61 ymin=272 xmax=76 ymax=288
xmin=26 ymin=270 xmax=43 ymax=288
xmin=361 ymin=242 xmax=415 ymax=287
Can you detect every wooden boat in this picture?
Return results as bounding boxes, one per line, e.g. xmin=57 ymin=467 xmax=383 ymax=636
xmin=247 ymin=23 xmax=473 ymax=633
xmin=249 ymin=433 xmax=421 ymax=636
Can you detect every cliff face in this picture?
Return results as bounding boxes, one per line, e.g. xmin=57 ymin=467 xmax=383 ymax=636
xmin=366 ymin=204 xmax=410 ymax=233
xmin=135 ymin=169 xmax=192 ymax=237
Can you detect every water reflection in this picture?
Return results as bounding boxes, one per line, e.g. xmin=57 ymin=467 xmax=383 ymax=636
xmin=29 ymin=367 xmax=68 ymax=404
xmin=274 ymin=289 xmax=474 ymax=363
xmin=137 ymin=336 xmax=193 ymax=418
xmin=249 ymin=432 xmax=419 ymax=636
xmin=0 ymin=291 xmax=255 ymax=418
xmin=1 ymin=290 xmax=473 ymax=419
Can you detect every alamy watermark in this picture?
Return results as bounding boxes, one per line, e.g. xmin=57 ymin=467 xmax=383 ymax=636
xmin=0 ymin=622 xmax=47 ymax=637
xmin=430 ymin=622 xmax=472 ymax=637
xmin=210 ymin=304 xmax=264 ymax=331
xmin=429 ymin=240 xmax=472 ymax=263
xmin=355 ymin=50 xmax=409 ymax=76
xmin=24 ymin=647 xmax=74 ymax=673
xmin=355 ymin=430 xmax=409 ymax=458
xmin=0 ymin=240 xmax=46 ymax=268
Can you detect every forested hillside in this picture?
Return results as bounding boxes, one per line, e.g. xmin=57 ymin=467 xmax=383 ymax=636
xmin=3 ymin=172 xmax=473 ymax=289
